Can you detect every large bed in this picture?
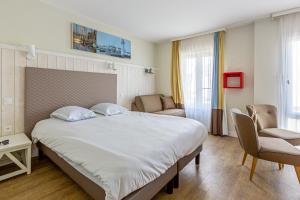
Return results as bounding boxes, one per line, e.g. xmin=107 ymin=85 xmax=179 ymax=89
xmin=25 ymin=67 xmax=208 ymax=200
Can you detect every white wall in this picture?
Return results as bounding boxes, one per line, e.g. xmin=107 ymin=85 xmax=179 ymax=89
xmin=224 ymin=24 xmax=254 ymax=135
xmin=254 ymin=18 xmax=280 ymax=106
xmin=155 ymin=42 xmax=172 ymax=95
xmin=0 ymin=0 xmax=155 ymax=67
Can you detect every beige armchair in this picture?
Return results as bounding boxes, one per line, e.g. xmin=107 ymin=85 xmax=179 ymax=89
xmin=230 ymin=108 xmax=248 ymax=165
xmin=231 ymin=110 xmax=300 ymax=182
xmin=246 ymin=105 xmax=300 ymax=146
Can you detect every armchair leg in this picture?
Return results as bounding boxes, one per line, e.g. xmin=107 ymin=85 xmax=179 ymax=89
xmin=294 ymin=166 xmax=300 ymax=184
xmin=242 ymin=152 xmax=247 ymax=166
xmin=250 ymin=157 xmax=257 ymax=181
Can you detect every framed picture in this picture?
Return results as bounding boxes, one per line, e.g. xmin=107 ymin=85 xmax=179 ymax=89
xmin=72 ymin=23 xmax=97 ymax=53
xmin=97 ymin=32 xmax=131 ymax=59
xmin=71 ymin=23 xmax=131 ymax=59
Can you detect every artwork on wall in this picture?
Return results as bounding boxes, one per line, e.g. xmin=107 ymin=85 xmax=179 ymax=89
xmin=72 ymin=23 xmax=97 ymax=53
xmin=97 ymin=32 xmax=131 ymax=59
xmin=72 ymin=23 xmax=131 ymax=59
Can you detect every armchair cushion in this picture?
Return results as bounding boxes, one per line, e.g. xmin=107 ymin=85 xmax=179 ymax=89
xmin=257 ymin=112 xmax=277 ymax=130
xmin=259 ymin=128 xmax=300 ymax=145
xmin=246 ymin=105 xmax=277 ymax=131
xmin=258 ymin=137 xmax=300 ymax=166
xmin=259 ymin=137 xmax=300 ymax=155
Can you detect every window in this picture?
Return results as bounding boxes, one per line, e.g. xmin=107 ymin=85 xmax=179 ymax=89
xmin=279 ymin=12 xmax=300 ymax=132
xmin=288 ymin=39 xmax=300 ymax=118
xmin=180 ymin=35 xmax=214 ymax=129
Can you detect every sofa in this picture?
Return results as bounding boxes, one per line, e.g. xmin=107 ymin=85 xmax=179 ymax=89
xmin=131 ymin=94 xmax=186 ymax=117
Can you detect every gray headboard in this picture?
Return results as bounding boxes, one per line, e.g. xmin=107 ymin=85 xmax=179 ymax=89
xmin=25 ymin=67 xmax=117 ymax=137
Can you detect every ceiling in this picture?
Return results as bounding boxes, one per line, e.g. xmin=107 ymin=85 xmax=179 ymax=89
xmin=41 ymin=0 xmax=300 ymax=42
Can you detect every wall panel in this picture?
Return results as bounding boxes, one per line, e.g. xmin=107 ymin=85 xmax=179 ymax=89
xmin=14 ymin=51 xmax=26 ymax=134
xmin=1 ymin=49 xmax=15 ymax=136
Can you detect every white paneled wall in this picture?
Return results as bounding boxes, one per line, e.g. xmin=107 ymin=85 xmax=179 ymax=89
xmin=0 ymin=44 xmax=156 ymax=137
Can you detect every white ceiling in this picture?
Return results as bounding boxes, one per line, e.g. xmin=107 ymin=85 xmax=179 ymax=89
xmin=42 ymin=0 xmax=300 ymax=42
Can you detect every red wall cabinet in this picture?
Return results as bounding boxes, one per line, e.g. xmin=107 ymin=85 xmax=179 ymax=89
xmin=223 ymin=72 xmax=244 ymax=89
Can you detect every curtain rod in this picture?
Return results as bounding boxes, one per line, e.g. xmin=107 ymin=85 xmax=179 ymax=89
xmin=171 ymin=27 xmax=226 ymax=42
xmin=272 ymin=7 xmax=300 ymax=18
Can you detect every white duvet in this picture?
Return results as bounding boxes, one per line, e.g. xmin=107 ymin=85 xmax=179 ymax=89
xmin=32 ymin=111 xmax=207 ymax=200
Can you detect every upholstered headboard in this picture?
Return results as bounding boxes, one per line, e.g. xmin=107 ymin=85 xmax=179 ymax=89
xmin=25 ymin=67 xmax=117 ymax=137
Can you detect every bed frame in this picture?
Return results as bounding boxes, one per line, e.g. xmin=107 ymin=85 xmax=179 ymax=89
xmin=25 ymin=67 xmax=203 ymax=200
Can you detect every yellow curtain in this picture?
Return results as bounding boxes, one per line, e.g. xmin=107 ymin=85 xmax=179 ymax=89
xmin=218 ymin=31 xmax=225 ymax=109
xmin=171 ymin=41 xmax=184 ymax=108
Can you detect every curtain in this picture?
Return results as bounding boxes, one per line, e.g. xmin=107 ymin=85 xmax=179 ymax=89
xmin=180 ymin=34 xmax=214 ymax=130
xmin=171 ymin=41 xmax=184 ymax=108
xmin=279 ymin=12 xmax=300 ymax=132
xmin=211 ymin=31 xmax=227 ymax=136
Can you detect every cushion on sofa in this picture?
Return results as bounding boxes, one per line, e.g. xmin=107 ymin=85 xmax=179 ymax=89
xmin=135 ymin=96 xmax=145 ymax=112
xmin=154 ymin=109 xmax=186 ymax=117
xmin=161 ymin=96 xmax=176 ymax=110
xmin=136 ymin=95 xmax=163 ymax=113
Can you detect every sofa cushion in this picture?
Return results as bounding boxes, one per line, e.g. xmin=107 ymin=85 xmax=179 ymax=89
xmin=154 ymin=109 xmax=186 ymax=117
xmin=135 ymin=96 xmax=145 ymax=112
xmin=161 ymin=96 xmax=176 ymax=110
xmin=136 ymin=95 xmax=163 ymax=113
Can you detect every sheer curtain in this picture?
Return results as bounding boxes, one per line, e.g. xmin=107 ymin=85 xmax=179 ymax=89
xmin=180 ymin=35 xmax=214 ymax=130
xmin=279 ymin=12 xmax=300 ymax=132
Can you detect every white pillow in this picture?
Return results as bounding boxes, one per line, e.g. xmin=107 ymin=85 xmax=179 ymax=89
xmin=50 ymin=106 xmax=96 ymax=122
xmin=90 ymin=103 xmax=128 ymax=116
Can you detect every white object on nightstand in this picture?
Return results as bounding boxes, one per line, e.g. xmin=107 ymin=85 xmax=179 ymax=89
xmin=0 ymin=133 xmax=32 ymax=181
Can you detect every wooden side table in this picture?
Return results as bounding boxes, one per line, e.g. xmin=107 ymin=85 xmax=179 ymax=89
xmin=0 ymin=133 xmax=32 ymax=181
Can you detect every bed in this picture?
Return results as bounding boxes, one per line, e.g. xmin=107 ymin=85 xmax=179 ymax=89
xmin=25 ymin=67 xmax=208 ymax=200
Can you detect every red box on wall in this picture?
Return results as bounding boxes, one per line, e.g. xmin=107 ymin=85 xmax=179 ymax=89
xmin=223 ymin=72 xmax=244 ymax=89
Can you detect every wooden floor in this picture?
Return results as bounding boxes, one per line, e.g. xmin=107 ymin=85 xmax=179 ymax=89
xmin=0 ymin=135 xmax=300 ymax=200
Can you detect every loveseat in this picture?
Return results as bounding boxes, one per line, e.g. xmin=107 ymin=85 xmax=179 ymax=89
xmin=131 ymin=94 xmax=186 ymax=117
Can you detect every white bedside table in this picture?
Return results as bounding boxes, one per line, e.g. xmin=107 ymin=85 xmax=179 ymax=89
xmin=0 ymin=133 xmax=32 ymax=181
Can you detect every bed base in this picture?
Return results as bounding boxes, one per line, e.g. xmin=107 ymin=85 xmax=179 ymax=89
xmin=38 ymin=142 xmax=202 ymax=200
xmin=174 ymin=145 xmax=202 ymax=188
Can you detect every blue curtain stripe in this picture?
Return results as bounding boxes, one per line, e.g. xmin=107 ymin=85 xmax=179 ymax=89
xmin=212 ymin=32 xmax=219 ymax=109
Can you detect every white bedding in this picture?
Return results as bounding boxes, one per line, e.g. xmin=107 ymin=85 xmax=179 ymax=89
xmin=32 ymin=111 xmax=207 ymax=200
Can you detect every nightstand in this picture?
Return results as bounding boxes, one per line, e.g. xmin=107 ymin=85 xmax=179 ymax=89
xmin=0 ymin=133 xmax=32 ymax=181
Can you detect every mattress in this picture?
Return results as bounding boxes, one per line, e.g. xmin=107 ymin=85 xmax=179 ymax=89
xmin=32 ymin=111 xmax=208 ymax=200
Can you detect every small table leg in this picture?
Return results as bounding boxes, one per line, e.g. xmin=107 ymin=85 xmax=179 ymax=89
xmin=25 ymin=147 xmax=31 ymax=174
